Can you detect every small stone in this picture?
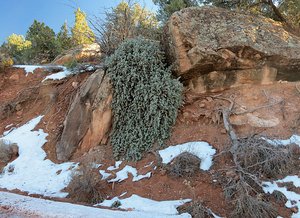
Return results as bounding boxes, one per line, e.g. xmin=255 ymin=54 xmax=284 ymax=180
xmin=72 ymin=82 xmax=79 ymax=89
xmin=291 ymin=207 xmax=298 ymax=213
xmin=16 ymin=111 xmax=23 ymax=116
xmin=15 ymin=104 xmax=22 ymax=111
xmin=221 ymin=129 xmax=227 ymax=134
xmin=199 ymin=103 xmax=206 ymax=108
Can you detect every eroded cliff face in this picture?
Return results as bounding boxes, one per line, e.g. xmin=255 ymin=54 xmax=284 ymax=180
xmin=56 ymin=70 xmax=112 ymax=161
xmin=164 ymin=6 xmax=300 ymax=93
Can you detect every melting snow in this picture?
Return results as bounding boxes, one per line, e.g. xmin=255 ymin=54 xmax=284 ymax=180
xmin=159 ymin=141 xmax=216 ymax=170
xmin=0 ymin=116 xmax=77 ymax=197
xmin=108 ymin=165 xmax=151 ymax=183
xmin=13 ymin=65 xmax=44 ymax=75
xmin=99 ymin=170 xmax=112 ymax=180
xmin=98 ymin=194 xmax=191 ymax=216
xmin=263 ymin=175 xmax=300 ymax=218
xmin=264 ymin=135 xmax=300 ymax=147
xmin=43 ymin=67 xmax=72 ymax=81
xmin=13 ymin=64 xmax=73 ymax=81
xmin=0 ymin=191 xmax=191 ymax=218
xmin=107 ymin=161 xmax=122 ymax=171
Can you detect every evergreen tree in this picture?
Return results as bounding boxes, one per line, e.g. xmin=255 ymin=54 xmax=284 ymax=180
xmin=153 ymin=0 xmax=198 ymax=23
xmin=72 ymin=8 xmax=95 ymax=45
xmin=57 ymin=21 xmax=73 ymax=51
xmin=201 ymin=0 xmax=300 ymax=30
xmin=26 ymin=20 xmax=60 ymax=63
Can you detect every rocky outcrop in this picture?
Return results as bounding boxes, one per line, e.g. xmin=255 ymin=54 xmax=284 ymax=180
xmin=164 ymin=6 xmax=300 ymax=93
xmin=52 ymin=43 xmax=101 ymax=65
xmin=56 ymin=69 xmax=112 ymax=161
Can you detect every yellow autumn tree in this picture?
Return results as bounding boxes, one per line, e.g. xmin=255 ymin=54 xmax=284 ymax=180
xmin=72 ymin=8 xmax=95 ymax=45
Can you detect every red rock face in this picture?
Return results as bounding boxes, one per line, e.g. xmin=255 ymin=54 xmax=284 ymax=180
xmin=56 ymin=70 xmax=112 ymax=161
xmin=163 ymin=6 xmax=300 ymax=92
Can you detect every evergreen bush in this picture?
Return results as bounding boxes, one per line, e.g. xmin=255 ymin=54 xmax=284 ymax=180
xmin=105 ymin=37 xmax=183 ymax=161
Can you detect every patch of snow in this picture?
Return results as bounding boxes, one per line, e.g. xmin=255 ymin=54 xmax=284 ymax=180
xmin=2 ymin=127 xmax=15 ymax=136
xmin=264 ymin=135 xmax=300 ymax=147
xmin=0 ymin=116 xmax=77 ymax=198
xmin=91 ymin=163 xmax=102 ymax=169
xmin=13 ymin=65 xmax=44 ymax=75
xmin=159 ymin=141 xmax=216 ymax=171
xmin=108 ymin=165 xmax=151 ymax=183
xmin=132 ymin=172 xmax=152 ymax=182
xmin=0 ymin=191 xmax=191 ymax=218
xmin=98 ymin=194 xmax=191 ymax=216
xmin=43 ymin=67 xmax=72 ymax=81
xmin=99 ymin=170 xmax=111 ymax=180
xmin=107 ymin=161 xmax=122 ymax=171
xmin=263 ymin=175 xmax=300 ymax=218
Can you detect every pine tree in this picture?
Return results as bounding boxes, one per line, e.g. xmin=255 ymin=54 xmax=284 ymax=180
xmin=57 ymin=22 xmax=73 ymax=51
xmin=72 ymin=8 xmax=95 ymax=45
xmin=26 ymin=20 xmax=60 ymax=63
xmin=153 ymin=0 xmax=198 ymax=23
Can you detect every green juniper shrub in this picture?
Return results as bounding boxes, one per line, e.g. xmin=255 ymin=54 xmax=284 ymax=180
xmin=105 ymin=37 xmax=183 ymax=161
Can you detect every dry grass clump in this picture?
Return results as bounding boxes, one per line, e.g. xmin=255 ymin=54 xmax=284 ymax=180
xmin=231 ymin=193 xmax=278 ymax=218
xmin=178 ymin=201 xmax=214 ymax=218
xmin=234 ymin=137 xmax=294 ymax=178
xmin=68 ymin=164 xmax=103 ymax=204
xmin=167 ymin=152 xmax=201 ymax=178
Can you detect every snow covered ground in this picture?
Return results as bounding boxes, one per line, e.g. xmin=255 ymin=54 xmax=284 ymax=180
xmin=98 ymin=194 xmax=191 ymax=216
xmin=42 ymin=66 xmax=72 ymax=81
xmin=158 ymin=141 xmax=216 ymax=170
xmin=263 ymin=175 xmax=300 ymax=218
xmin=13 ymin=65 xmax=46 ymax=75
xmin=0 ymin=191 xmax=191 ymax=218
xmin=262 ymin=135 xmax=300 ymax=218
xmin=0 ymin=116 xmax=77 ymax=197
xmin=13 ymin=64 xmax=72 ymax=81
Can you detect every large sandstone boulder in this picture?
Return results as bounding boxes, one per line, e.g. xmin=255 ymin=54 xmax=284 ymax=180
xmin=164 ymin=6 xmax=300 ymax=93
xmin=56 ymin=69 xmax=112 ymax=161
xmin=52 ymin=43 xmax=101 ymax=65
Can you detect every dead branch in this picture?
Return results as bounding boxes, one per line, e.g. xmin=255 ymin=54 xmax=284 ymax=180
xmin=296 ymin=83 xmax=300 ymax=94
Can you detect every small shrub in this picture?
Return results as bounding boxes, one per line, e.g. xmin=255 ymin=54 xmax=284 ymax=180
xmin=178 ymin=201 xmax=214 ymax=218
xmin=68 ymin=164 xmax=103 ymax=204
xmin=167 ymin=152 xmax=200 ymax=178
xmin=234 ymin=137 xmax=294 ymax=178
xmin=0 ymin=140 xmax=18 ymax=164
xmin=231 ymin=194 xmax=278 ymax=218
xmin=106 ymin=37 xmax=183 ymax=161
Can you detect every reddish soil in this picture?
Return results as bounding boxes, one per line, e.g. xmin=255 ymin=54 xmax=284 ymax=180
xmin=1 ymin=67 xmax=300 ymax=217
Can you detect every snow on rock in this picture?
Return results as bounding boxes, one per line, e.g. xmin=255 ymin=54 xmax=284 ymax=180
xmin=13 ymin=65 xmax=44 ymax=75
xmin=98 ymin=194 xmax=191 ymax=216
xmin=0 ymin=191 xmax=191 ymax=218
xmin=159 ymin=141 xmax=216 ymax=170
xmin=263 ymin=175 xmax=300 ymax=218
xmin=108 ymin=165 xmax=151 ymax=183
xmin=0 ymin=116 xmax=77 ymax=198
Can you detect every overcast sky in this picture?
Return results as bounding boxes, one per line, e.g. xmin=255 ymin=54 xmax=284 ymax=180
xmin=0 ymin=0 xmax=157 ymax=44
